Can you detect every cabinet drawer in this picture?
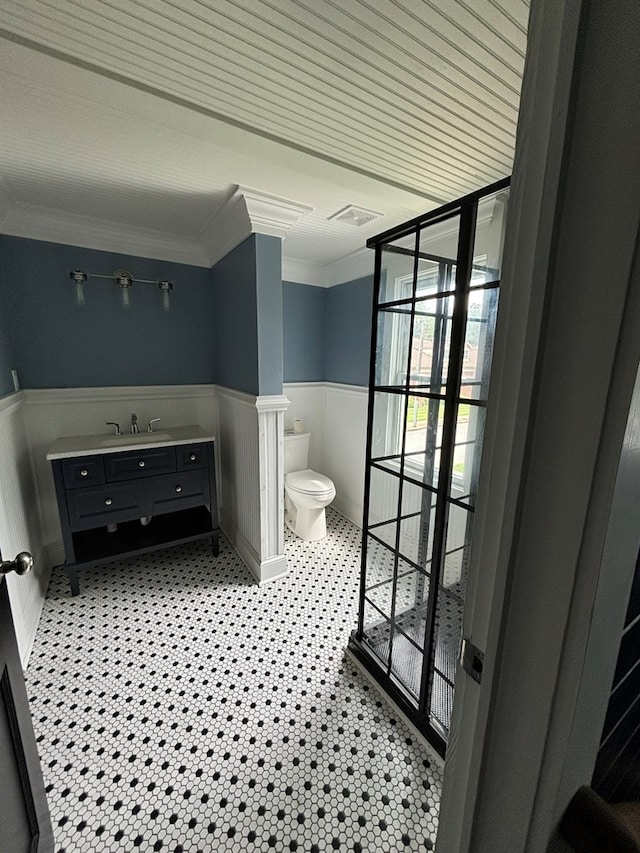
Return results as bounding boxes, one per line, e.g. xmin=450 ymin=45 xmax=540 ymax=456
xmin=67 ymin=481 xmax=142 ymax=529
xmin=62 ymin=456 xmax=105 ymax=488
xmin=177 ymin=444 xmax=208 ymax=471
xmin=151 ymin=469 xmax=210 ymax=515
xmin=105 ymin=446 xmax=176 ymax=481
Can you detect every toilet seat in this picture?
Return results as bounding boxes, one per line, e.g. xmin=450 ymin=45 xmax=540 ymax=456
xmin=285 ymin=469 xmax=334 ymax=497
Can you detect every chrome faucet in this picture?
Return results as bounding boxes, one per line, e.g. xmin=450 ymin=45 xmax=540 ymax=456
xmin=130 ymin=413 xmax=139 ymax=434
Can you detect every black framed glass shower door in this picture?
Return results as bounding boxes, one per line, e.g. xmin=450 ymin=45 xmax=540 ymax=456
xmin=349 ymin=179 xmax=510 ymax=756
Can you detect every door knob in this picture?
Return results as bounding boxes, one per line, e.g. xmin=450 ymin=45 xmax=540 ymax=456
xmin=0 ymin=552 xmax=34 ymax=576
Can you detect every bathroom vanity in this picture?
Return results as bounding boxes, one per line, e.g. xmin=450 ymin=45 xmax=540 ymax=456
xmin=47 ymin=426 xmax=219 ymax=595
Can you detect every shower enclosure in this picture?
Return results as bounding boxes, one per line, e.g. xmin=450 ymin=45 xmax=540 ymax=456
xmin=349 ymin=179 xmax=510 ymax=756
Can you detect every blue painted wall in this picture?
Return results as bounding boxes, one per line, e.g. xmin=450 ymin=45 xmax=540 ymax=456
xmin=1 ymin=233 xmax=371 ymax=395
xmin=0 ymin=235 xmax=216 ymax=388
xmin=282 ymin=275 xmax=373 ymax=387
xmin=212 ymin=236 xmax=259 ymax=395
xmin=282 ymin=282 xmax=325 ymax=382
xmin=324 ymin=276 xmax=373 ymax=386
xmin=213 ymin=234 xmax=283 ymax=397
xmin=255 ymin=235 xmax=284 ymax=396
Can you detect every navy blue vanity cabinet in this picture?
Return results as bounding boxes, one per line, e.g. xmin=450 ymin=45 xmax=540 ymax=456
xmin=50 ymin=440 xmax=219 ymax=596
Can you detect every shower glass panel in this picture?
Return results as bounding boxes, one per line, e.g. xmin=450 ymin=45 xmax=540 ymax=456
xmin=351 ymin=179 xmax=510 ymax=757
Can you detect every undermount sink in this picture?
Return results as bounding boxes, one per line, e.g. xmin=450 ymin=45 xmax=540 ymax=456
xmin=100 ymin=432 xmax=173 ymax=447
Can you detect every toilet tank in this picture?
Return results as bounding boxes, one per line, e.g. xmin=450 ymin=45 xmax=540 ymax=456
xmin=284 ymin=432 xmax=310 ymax=475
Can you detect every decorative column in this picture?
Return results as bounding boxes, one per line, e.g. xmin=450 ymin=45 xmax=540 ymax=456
xmin=255 ymin=394 xmax=290 ymax=582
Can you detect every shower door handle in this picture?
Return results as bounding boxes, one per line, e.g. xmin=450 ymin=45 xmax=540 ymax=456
xmin=0 ymin=551 xmax=34 ymax=576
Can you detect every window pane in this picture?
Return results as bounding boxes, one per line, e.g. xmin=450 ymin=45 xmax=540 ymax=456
xmin=472 ymin=189 xmax=510 ymax=283
xmin=363 ymin=535 xmax=395 ymax=591
xmin=429 ymin=671 xmax=454 ymax=738
xmin=379 ymin=233 xmax=416 ymax=305
xmin=390 ymin=628 xmax=422 ymax=702
xmin=394 ymin=566 xmax=430 ymax=647
xmin=409 ymin=295 xmax=452 ymax=393
xmin=398 ymin=493 xmax=437 ymax=571
xmin=460 ymin=287 xmax=499 ymax=402
xmin=415 ymin=258 xmax=444 ymax=299
xmin=368 ymin=466 xmax=400 ymax=528
xmin=375 ymin=307 xmax=411 ymax=388
xmin=371 ymin=392 xmax=405 ymax=462
xmin=404 ymin=397 xmax=445 ymax=489
xmin=450 ymin=403 xmax=485 ymax=506
xmin=419 ymin=213 xmax=460 ymax=267
xmin=362 ymin=599 xmax=391 ymax=669
xmin=434 ymin=592 xmax=462 ymax=687
xmin=399 ymin=481 xmax=437 ymax=572
xmin=365 ymin=583 xmax=394 ymax=620
xmin=442 ymin=503 xmax=473 ymax=598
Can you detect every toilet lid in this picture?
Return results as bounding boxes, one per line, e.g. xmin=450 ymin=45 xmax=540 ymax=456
xmin=286 ymin=469 xmax=334 ymax=495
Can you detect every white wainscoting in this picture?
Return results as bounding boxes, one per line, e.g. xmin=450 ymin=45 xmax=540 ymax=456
xmin=216 ymin=387 xmax=261 ymax=578
xmin=284 ymin=382 xmax=369 ymax=527
xmin=216 ymin=387 xmax=289 ymax=583
xmin=255 ymin=395 xmax=289 ymax=582
xmin=0 ymin=392 xmax=48 ymax=666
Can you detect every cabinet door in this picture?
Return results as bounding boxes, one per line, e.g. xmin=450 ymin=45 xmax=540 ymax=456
xmin=151 ymin=469 xmax=210 ymax=515
xmin=105 ymin=447 xmax=176 ymax=481
xmin=176 ymin=444 xmax=207 ymax=470
xmin=66 ymin=481 xmax=143 ymax=529
xmin=61 ymin=456 xmax=105 ymax=488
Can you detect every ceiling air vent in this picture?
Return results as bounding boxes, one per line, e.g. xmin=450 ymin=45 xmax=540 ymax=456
xmin=328 ymin=205 xmax=382 ymax=227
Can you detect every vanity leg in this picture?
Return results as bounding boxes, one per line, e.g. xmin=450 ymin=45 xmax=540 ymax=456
xmin=67 ymin=568 xmax=80 ymax=597
xmin=211 ymin=535 xmax=219 ymax=558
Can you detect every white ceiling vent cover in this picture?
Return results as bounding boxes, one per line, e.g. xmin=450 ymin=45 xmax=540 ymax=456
xmin=328 ymin=205 xmax=383 ymax=227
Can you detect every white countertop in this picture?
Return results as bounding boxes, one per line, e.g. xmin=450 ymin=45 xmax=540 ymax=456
xmin=46 ymin=425 xmax=215 ymax=460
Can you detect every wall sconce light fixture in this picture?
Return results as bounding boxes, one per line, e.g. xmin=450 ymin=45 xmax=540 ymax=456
xmin=70 ymin=268 xmax=174 ymax=311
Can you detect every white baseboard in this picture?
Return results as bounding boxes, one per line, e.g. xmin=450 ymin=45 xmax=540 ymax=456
xmin=332 ymin=496 xmax=363 ymax=529
xmin=46 ymin=541 xmax=66 ymax=569
xmin=257 ymin=554 xmax=289 ymax=585
xmin=220 ymin=508 xmax=289 ymax=584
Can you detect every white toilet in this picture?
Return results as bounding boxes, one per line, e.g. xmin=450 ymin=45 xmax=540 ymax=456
xmin=284 ymin=431 xmax=336 ymax=541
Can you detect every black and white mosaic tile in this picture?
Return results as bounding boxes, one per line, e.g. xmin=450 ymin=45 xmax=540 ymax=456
xmin=26 ymin=509 xmax=442 ymax=852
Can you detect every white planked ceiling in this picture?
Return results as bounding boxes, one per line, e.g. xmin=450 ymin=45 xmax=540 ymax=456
xmin=0 ymin=0 xmax=528 ymax=284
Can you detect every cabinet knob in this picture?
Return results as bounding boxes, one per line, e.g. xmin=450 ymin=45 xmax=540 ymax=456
xmin=175 ymin=486 xmax=182 ymax=493
xmin=190 ymin=454 xmax=196 ymax=461
xmin=80 ymin=469 xmax=88 ymax=477
xmin=138 ymin=460 xmax=146 ymax=468
xmin=105 ymin=498 xmax=113 ymax=506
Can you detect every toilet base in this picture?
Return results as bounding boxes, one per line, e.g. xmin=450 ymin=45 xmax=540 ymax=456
xmin=285 ymin=506 xmax=328 ymax=541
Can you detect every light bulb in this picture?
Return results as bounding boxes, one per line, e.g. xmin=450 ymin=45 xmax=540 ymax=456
xmin=159 ymin=281 xmax=172 ymax=312
xmin=122 ymin=286 xmax=130 ymax=308
xmin=76 ymin=281 xmax=85 ymax=305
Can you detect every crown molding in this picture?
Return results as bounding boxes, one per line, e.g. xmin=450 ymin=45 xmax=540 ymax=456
xmin=199 ymin=189 xmax=253 ymax=268
xmin=281 ymin=256 xmax=326 ymax=286
xmin=238 ymin=186 xmax=313 ymax=239
xmin=198 ymin=185 xmax=314 ymax=268
xmin=322 ymin=246 xmax=374 ymax=287
xmin=282 ymin=246 xmax=374 ymax=288
xmin=0 ymin=186 xmax=313 ymax=270
xmin=1 ymin=201 xmax=211 ymax=267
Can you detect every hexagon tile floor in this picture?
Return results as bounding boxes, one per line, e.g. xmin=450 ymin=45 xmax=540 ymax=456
xmin=26 ymin=509 xmax=443 ymax=852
